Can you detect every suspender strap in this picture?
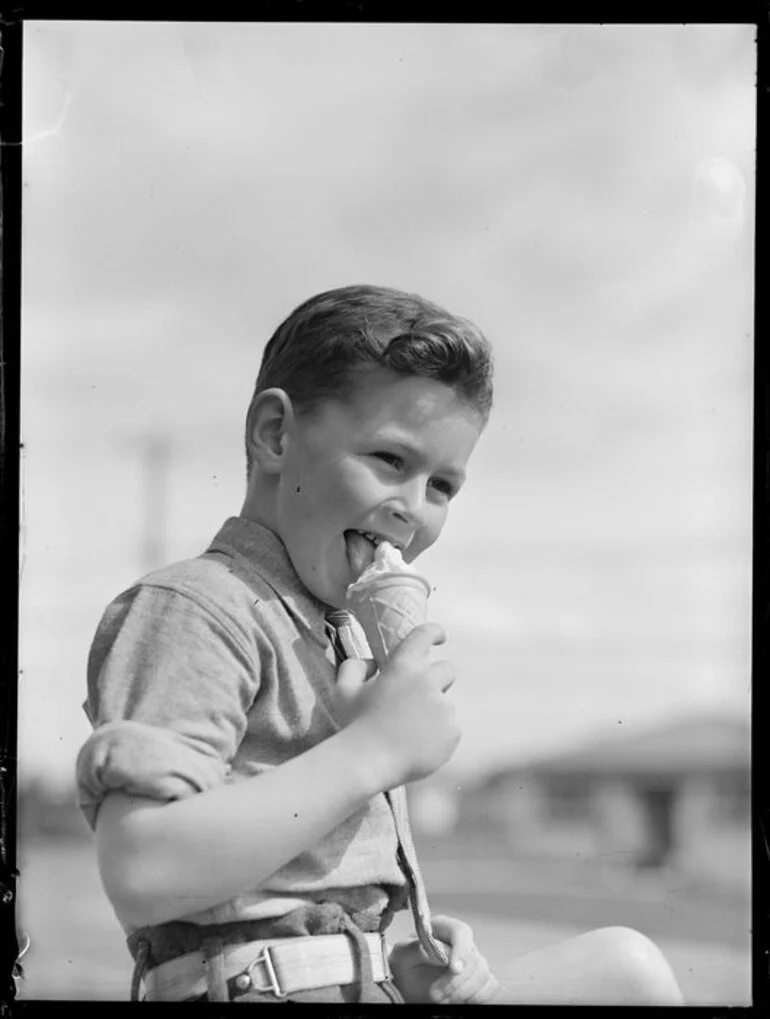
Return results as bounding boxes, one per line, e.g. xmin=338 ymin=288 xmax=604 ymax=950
xmin=384 ymin=787 xmax=449 ymax=967
xmin=201 ymin=933 xmax=229 ymax=1001
xmin=326 ymin=610 xmax=449 ymax=968
xmin=130 ymin=938 xmax=150 ymax=1002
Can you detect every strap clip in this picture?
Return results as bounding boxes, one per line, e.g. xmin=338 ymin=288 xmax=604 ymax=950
xmin=238 ymin=945 xmax=286 ymax=998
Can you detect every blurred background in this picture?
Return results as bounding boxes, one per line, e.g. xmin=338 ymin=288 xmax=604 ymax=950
xmin=19 ymin=21 xmax=753 ymax=1004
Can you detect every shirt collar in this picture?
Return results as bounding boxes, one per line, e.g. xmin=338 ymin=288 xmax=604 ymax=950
xmin=205 ymin=516 xmax=330 ymax=641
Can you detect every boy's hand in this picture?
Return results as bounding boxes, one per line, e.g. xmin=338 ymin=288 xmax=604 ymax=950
xmin=389 ymin=915 xmax=499 ymax=1004
xmin=334 ymin=623 xmax=460 ymax=789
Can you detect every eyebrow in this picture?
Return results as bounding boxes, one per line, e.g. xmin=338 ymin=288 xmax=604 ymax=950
xmin=373 ymin=434 xmax=467 ymax=485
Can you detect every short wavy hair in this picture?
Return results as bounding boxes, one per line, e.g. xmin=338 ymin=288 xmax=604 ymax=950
xmin=245 ymin=284 xmax=494 ymax=477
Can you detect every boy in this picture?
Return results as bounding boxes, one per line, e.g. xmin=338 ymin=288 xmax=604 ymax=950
xmin=76 ymin=285 xmax=683 ymax=1005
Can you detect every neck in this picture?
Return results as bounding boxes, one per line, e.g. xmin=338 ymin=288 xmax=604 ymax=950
xmin=240 ymin=473 xmax=279 ymax=535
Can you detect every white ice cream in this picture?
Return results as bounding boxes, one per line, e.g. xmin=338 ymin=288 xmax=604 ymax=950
xmin=347 ymin=540 xmax=419 ymax=594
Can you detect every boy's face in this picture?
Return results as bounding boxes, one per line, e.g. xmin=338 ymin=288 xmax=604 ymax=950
xmin=274 ymin=370 xmax=484 ymax=609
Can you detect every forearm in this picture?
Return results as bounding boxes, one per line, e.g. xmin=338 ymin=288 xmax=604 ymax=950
xmin=96 ymin=725 xmax=382 ymax=928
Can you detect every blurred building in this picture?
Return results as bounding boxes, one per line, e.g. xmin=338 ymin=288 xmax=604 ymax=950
xmin=18 ymin=777 xmax=90 ymax=843
xmin=419 ymin=715 xmax=750 ymax=888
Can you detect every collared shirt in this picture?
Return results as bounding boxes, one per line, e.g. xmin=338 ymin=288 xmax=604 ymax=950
xmin=76 ymin=516 xmax=406 ymax=933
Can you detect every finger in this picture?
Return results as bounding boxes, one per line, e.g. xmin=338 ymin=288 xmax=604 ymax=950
xmin=430 ymin=916 xmax=473 ymax=967
xmin=428 ymin=917 xmax=475 ymax=988
xmin=439 ymin=970 xmax=496 ymax=1005
xmin=360 ymin=658 xmax=378 ymax=681
xmin=390 ymin=622 xmax=446 ymax=661
xmin=431 ymin=952 xmax=482 ymax=999
xmin=469 ymin=973 xmax=500 ymax=1004
xmin=429 ymin=660 xmax=456 ymax=694
xmin=335 ymin=658 xmax=375 ymax=700
xmin=417 ymin=938 xmax=450 ymax=966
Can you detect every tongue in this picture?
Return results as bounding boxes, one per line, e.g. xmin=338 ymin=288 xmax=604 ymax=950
xmin=345 ymin=531 xmax=376 ymax=581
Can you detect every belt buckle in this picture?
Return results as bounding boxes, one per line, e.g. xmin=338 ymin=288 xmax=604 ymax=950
xmin=237 ymin=945 xmax=286 ymax=998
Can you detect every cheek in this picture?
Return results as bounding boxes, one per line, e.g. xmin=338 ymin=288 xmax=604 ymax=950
xmin=287 ymin=451 xmax=339 ymax=503
xmin=410 ymin=506 xmax=448 ymax=559
xmin=336 ymin=459 xmax=380 ymax=504
xmin=428 ymin=500 xmax=450 ymax=535
xmin=288 ymin=459 xmax=363 ymax=532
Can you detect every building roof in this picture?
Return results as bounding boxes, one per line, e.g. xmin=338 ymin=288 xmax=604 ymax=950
xmin=486 ymin=714 xmax=750 ymax=782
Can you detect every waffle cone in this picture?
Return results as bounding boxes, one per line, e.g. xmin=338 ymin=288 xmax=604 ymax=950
xmin=346 ymin=572 xmax=431 ymax=671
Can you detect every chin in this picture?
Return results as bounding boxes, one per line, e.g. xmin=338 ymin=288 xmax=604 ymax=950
xmin=300 ymin=571 xmax=342 ymax=610
xmin=322 ymin=580 xmax=348 ymax=610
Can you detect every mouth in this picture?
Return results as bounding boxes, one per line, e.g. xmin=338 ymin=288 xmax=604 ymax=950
xmin=344 ymin=529 xmax=403 ymax=580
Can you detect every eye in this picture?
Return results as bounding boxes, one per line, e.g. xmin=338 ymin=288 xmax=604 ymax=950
xmin=372 ymin=451 xmax=403 ymax=469
xmin=429 ymin=477 xmax=456 ymax=499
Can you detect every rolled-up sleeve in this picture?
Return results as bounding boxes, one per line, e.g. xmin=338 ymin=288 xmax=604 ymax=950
xmin=77 ymin=582 xmax=260 ymax=829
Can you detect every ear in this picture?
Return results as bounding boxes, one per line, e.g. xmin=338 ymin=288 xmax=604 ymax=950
xmin=246 ymin=388 xmax=296 ymax=475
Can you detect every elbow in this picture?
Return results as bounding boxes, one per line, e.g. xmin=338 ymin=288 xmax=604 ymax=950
xmin=99 ymin=852 xmax=166 ymax=929
xmin=101 ymin=855 xmax=220 ymax=929
xmin=99 ymin=841 xmax=200 ymax=929
xmin=97 ymin=828 xmax=174 ymax=929
xmin=95 ymin=793 xmax=183 ymax=928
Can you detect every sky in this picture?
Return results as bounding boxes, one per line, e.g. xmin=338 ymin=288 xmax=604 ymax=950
xmin=19 ymin=22 xmax=755 ymax=788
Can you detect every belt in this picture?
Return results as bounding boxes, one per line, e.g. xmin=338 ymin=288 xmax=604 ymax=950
xmin=143 ymin=932 xmax=392 ymax=1001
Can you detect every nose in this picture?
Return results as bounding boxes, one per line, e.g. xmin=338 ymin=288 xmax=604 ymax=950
xmin=387 ymin=476 xmax=428 ymax=528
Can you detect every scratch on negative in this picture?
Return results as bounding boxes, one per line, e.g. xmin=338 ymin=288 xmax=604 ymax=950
xmin=758 ymin=813 xmax=770 ymax=860
xmin=3 ymin=91 xmax=73 ymax=147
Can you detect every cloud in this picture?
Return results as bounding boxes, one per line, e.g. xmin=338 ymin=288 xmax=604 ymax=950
xmin=19 ymin=23 xmax=754 ymax=779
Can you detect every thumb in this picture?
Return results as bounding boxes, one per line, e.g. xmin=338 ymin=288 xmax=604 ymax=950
xmin=430 ymin=916 xmax=473 ymax=973
xmin=418 ymin=939 xmax=451 ymax=968
xmin=389 ymin=622 xmax=446 ymax=664
xmin=336 ymin=657 xmax=377 ymax=701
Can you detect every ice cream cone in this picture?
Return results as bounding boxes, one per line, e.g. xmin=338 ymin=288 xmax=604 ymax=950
xmin=346 ymin=572 xmax=431 ymax=671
